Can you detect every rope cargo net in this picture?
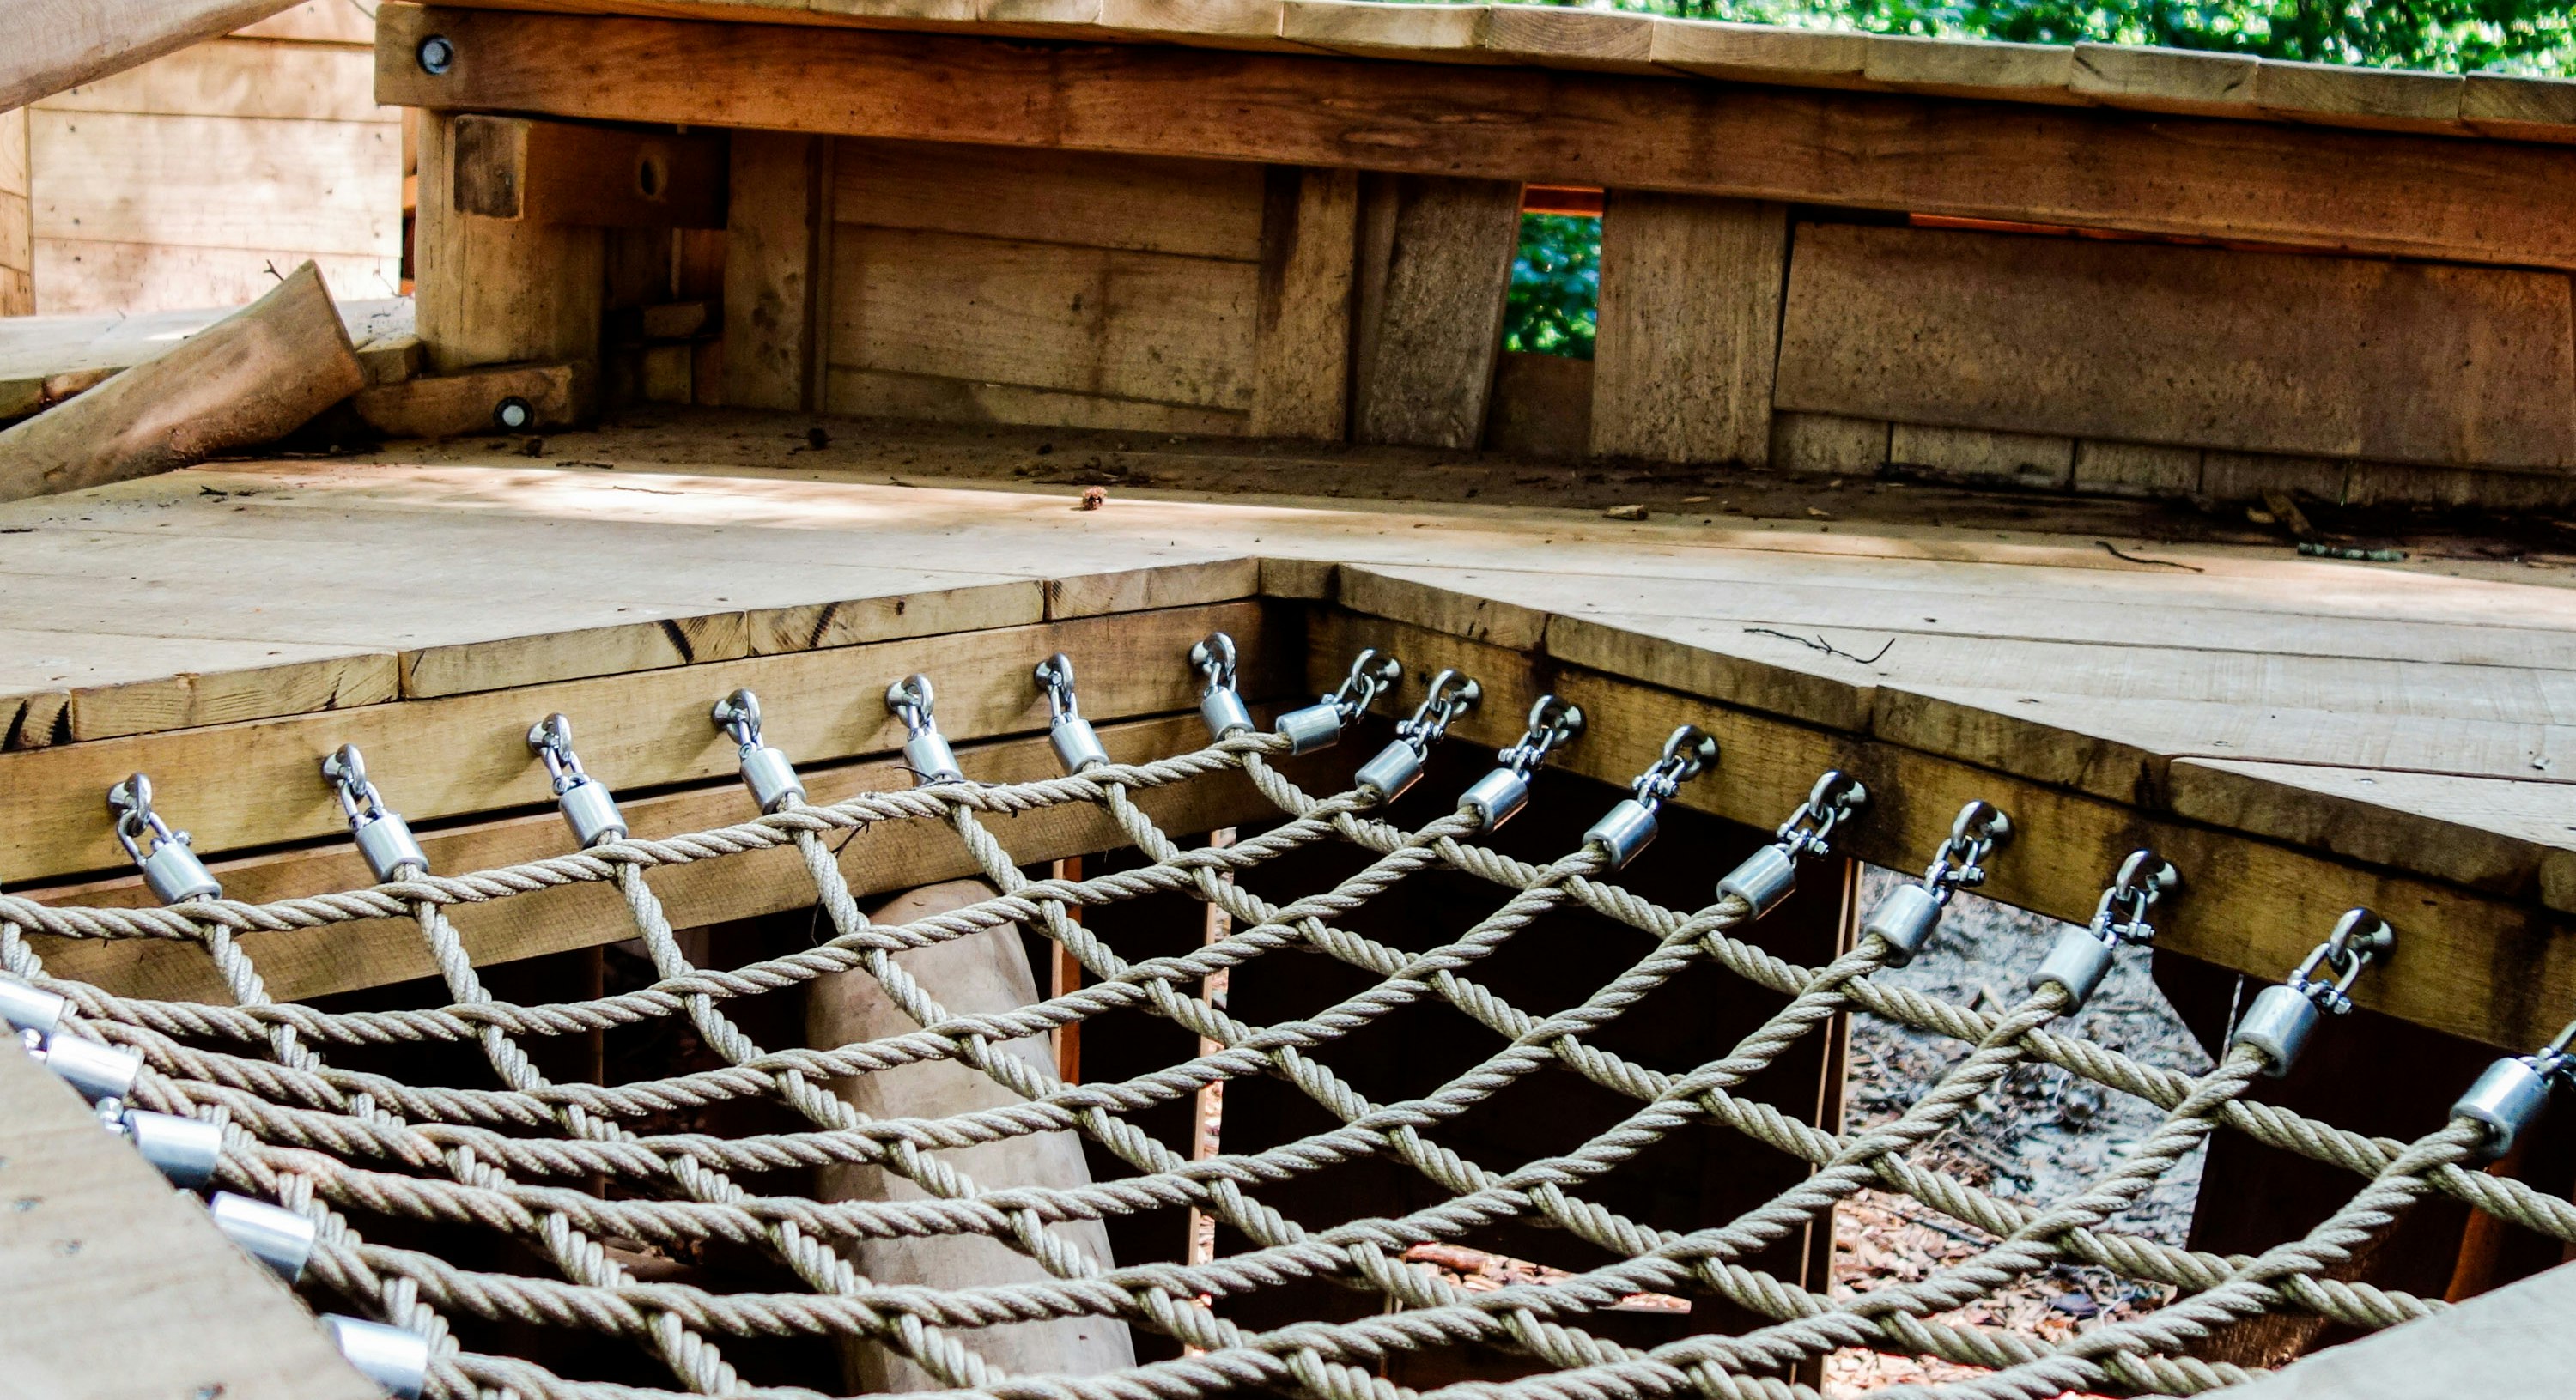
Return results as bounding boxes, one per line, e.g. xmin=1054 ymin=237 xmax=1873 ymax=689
xmin=3 ymin=635 xmax=2573 ymax=1400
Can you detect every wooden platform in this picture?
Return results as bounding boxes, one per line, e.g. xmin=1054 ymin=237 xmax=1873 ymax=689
xmin=1 ymin=414 xmax=2569 ymax=1054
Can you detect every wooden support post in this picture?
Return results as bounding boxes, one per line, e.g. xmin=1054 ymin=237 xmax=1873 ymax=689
xmin=1050 ymin=854 xmax=1084 ymax=1085
xmin=1590 ymin=191 xmax=1789 ymax=465
xmin=720 ymin=131 xmax=827 ymax=411
xmin=1352 ymin=173 xmax=1523 ymax=450
xmin=414 ymin=112 xmax=605 ymax=375
xmin=1250 ymin=167 xmax=1358 ymax=440
xmin=452 ymin=116 xmax=727 ymax=229
xmin=1187 ymin=826 xmax=1236 ymax=1268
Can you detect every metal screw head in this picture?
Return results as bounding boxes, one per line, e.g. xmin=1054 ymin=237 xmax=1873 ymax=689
xmin=417 ymin=35 xmax=455 ymax=75
xmin=494 ymin=396 xmax=533 ymax=430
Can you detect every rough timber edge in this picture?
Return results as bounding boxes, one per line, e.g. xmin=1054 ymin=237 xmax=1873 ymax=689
xmin=410 ymin=0 xmax=2570 ymax=142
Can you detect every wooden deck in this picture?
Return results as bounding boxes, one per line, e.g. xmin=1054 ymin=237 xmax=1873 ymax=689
xmin=1 ymin=414 xmax=2568 ymax=1052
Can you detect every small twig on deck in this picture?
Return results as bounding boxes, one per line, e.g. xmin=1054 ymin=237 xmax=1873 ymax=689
xmin=1745 ymin=627 xmax=1895 ymax=664
xmin=2095 ymin=540 xmax=2205 ymax=572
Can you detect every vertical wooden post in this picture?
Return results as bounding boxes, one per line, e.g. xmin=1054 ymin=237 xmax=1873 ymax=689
xmin=720 ymin=130 xmax=826 ymax=410
xmin=1051 ymin=853 xmax=1084 ymax=1085
xmin=1351 ymin=173 xmax=1524 ymax=449
xmin=413 ymin=112 xmax=605 ymax=375
xmin=1590 ymin=192 xmax=1789 ymax=465
xmin=1250 ymin=167 xmax=1358 ymax=439
xmin=1188 ymin=827 xmax=1238 ymax=1270
xmin=0 ymin=106 xmax=29 ymax=315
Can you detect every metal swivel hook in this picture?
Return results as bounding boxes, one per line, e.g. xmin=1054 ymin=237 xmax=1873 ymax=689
xmin=884 ymin=673 xmax=963 ymax=785
xmin=1352 ymin=669 xmax=1482 ymax=804
xmin=526 ymin=713 xmax=628 ymax=847
xmin=321 ymin=743 xmax=429 ymax=881
xmin=1860 ymin=799 xmax=2011 ymax=967
xmin=1190 ymin=633 xmax=1255 ymax=738
xmin=1035 ymin=652 xmax=1111 ymax=773
xmin=2032 ymin=849 xmax=2181 ymax=1011
xmin=107 ymin=773 xmax=221 ymax=904
xmin=2231 ymin=907 xmax=2396 ymax=1077
xmin=1460 ymin=695 xmax=1585 ymax=831
xmin=1717 ymin=767 xmax=1872 ymax=921
xmin=1273 ymin=647 xmax=1404 ymax=755
xmin=1582 ymin=724 xmax=1718 ymax=870
xmin=713 ymin=688 xmax=805 ymax=813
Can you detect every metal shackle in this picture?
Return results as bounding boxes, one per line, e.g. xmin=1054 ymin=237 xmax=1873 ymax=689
xmin=2228 ymin=908 xmax=2395 ymax=1077
xmin=108 ymin=773 xmax=222 ymax=905
xmin=1273 ymin=648 xmax=1403 ymax=756
xmin=1861 ymin=800 xmax=2011 ymax=967
xmin=210 ymin=1191 xmax=317 ymax=1282
xmin=0 ymin=978 xmax=65 ymax=1036
xmin=112 ymin=1105 xmax=224 ymax=1188
xmin=712 ymin=689 xmax=805 ymax=813
xmin=1355 ymin=669 xmax=1480 ymax=803
xmin=1461 ymin=694 xmax=1584 ymax=831
xmin=526 ymin=713 xmax=629 ymax=847
xmin=21 ymin=1026 xmax=143 ymax=1104
xmin=1583 ymin=724 xmax=1718 ymax=871
xmin=1036 ymin=653 xmax=1112 ymax=773
xmin=322 ymin=1315 xmax=432 ymax=1399
xmin=885 ymin=673 xmax=964 ymax=785
xmin=1716 ymin=769 xmax=1870 ymax=921
xmin=2032 ymin=849 xmax=2181 ymax=1011
xmin=323 ymin=744 xmax=429 ymax=882
xmin=1190 ymin=633 xmax=1255 ymax=739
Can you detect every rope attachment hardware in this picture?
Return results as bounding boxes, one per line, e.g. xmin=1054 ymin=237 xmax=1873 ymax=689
xmin=1355 ymin=669 xmax=1481 ymax=804
xmin=15 ymin=1024 xmax=139 ymax=1103
xmin=209 ymin=1189 xmax=317 ymax=1283
xmin=1862 ymin=800 xmax=2011 ymax=967
xmin=2230 ymin=908 xmax=2395 ymax=1077
xmin=320 ymin=1315 xmax=431 ymax=1400
xmin=1717 ymin=769 xmax=1870 ymax=921
xmin=322 ymin=744 xmax=429 ymax=882
xmin=712 ymin=689 xmax=805 ymax=814
xmin=107 ymin=773 xmax=221 ymax=904
xmin=885 ymin=673 xmax=964 ymax=785
xmin=1274 ymin=648 xmax=1403 ymax=755
xmin=1583 ymin=724 xmax=1718 ymax=870
xmin=98 ymin=1094 xmax=222 ymax=1188
xmin=1461 ymin=694 xmax=1585 ymax=831
xmin=1190 ymin=632 xmax=1255 ymax=739
xmin=2032 ymin=849 xmax=2181 ymax=1010
xmin=526 ymin=714 xmax=628 ymax=848
xmin=2454 ymin=1014 xmax=2576 ymax=1161
xmin=1036 ymin=653 xmax=1112 ymax=774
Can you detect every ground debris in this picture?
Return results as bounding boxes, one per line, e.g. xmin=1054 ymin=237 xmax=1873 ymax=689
xmin=1401 ymin=1242 xmax=1691 ymax=1314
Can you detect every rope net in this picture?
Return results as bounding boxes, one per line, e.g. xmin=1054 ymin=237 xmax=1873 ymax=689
xmin=2 ymin=671 xmax=2570 ymax=1400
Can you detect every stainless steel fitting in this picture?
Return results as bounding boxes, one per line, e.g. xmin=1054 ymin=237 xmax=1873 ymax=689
xmin=712 ymin=689 xmax=805 ymax=813
xmin=1355 ymin=668 xmax=1480 ymax=803
xmin=1716 ymin=769 xmax=1869 ymax=921
xmin=527 ymin=714 xmax=627 ymax=847
xmin=885 ymin=673 xmax=963 ymax=784
xmin=20 ymin=1026 xmax=142 ymax=1103
xmin=322 ymin=1315 xmax=432 ymax=1399
xmin=108 ymin=774 xmax=221 ymax=904
xmin=209 ymin=1191 xmax=316 ymax=1282
xmin=1860 ymin=800 xmax=2011 ymax=967
xmin=0 ymin=978 xmax=64 ymax=1035
xmin=105 ymin=1101 xmax=223 ymax=1188
xmin=1273 ymin=648 xmax=1403 ymax=756
xmin=2228 ymin=908 xmax=2395 ymax=1076
xmin=323 ymin=744 xmax=428 ymax=882
xmin=2030 ymin=849 xmax=2180 ymax=1011
xmin=1583 ymin=724 xmax=1718 ymax=870
xmin=2454 ymin=1016 xmax=2575 ymax=1162
xmin=1190 ymin=633 xmax=1255 ymax=739
xmin=1036 ymin=653 xmax=1112 ymax=773
xmin=1460 ymin=694 xmax=1584 ymax=831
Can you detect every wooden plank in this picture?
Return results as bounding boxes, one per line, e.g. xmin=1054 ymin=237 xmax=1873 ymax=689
xmin=1315 ymin=609 xmax=2576 ymax=1053
xmin=236 ymin=0 xmax=378 ymax=43
xmin=1249 ymin=165 xmax=1357 ymax=440
xmin=1589 ymin=191 xmax=1785 ymax=465
xmin=413 ymin=111 xmax=604 ymax=372
xmin=1776 ymin=222 xmax=2576 ymax=471
xmin=28 ymin=241 xmax=400 ymax=317
xmin=0 ymin=627 xmax=398 ymax=742
xmin=30 ymin=108 xmax=398 ymax=256
xmin=1861 ymin=34 xmax=2084 ymax=105
xmin=41 ymin=36 xmax=391 ymax=121
xmin=1350 ymin=173 xmax=1519 ymax=449
xmin=2464 ymin=72 xmax=2576 ymax=143
xmin=1646 ymin=18 xmax=1868 ymax=88
xmin=1769 ymin=411 xmax=1886 ymax=476
xmin=1888 ymin=423 xmax=2075 ymax=490
xmin=0 ymin=600 xmax=1266 ymax=883
xmin=373 ymin=5 xmax=2576 ymax=271
xmin=2 ymin=106 xmax=30 ymax=315
xmin=1 ymin=298 xmax=410 ymax=409
xmin=1279 ymin=3 xmax=1492 ymax=64
xmin=2072 ymin=439 xmax=2201 ymax=497
xmin=0 ymin=0 xmax=305 ymax=111
xmin=1473 ymin=4 xmax=1656 ymax=75
xmin=2166 ymin=760 xmax=2576 ymax=907
xmin=1481 ymin=348 xmax=1591 ymax=458
xmin=2254 ymin=57 xmax=2464 ymax=134
xmin=720 ymin=130 xmax=823 ymax=411
xmin=828 ymin=224 xmax=1259 ymax=410
xmin=836 ymin=137 xmax=1265 ymax=259
xmin=2227 ymin=1258 xmax=2576 ymax=1398
xmin=824 ymin=367 xmax=1249 ymax=434
xmin=451 ymin=115 xmax=727 ymax=227
xmin=2067 ymin=42 xmax=2256 ymax=118
xmin=352 ymin=360 xmax=592 ymax=436
xmin=26 ymin=713 xmax=1279 ymax=1003
xmin=0 ymin=1045 xmax=380 ymax=1400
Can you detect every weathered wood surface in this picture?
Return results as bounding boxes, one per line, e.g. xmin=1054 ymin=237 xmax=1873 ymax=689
xmin=0 ymin=1040 xmax=380 ymax=1400
xmin=1250 ymin=165 xmax=1358 ymax=440
xmin=415 ymin=112 xmax=604 ymax=372
xmin=375 ymin=5 xmax=2576 ymax=270
xmin=0 ymin=108 xmax=30 ymax=317
xmin=720 ymin=131 xmax=824 ymax=411
xmin=0 ymin=0 xmax=301 ymax=111
xmin=1589 ymin=192 xmax=1786 ymax=466
xmin=2228 ymin=1260 xmax=2576 ymax=1398
xmin=452 ymin=115 xmax=728 ymax=227
xmin=1350 ymin=173 xmax=1521 ymax=449
xmin=1775 ymin=222 xmax=2576 ymax=470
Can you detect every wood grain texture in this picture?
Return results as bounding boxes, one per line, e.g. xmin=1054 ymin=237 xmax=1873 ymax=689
xmin=1589 ymin=191 xmax=1785 ymax=465
xmin=1350 ymin=172 xmax=1519 ymax=449
xmin=721 ymin=130 xmax=823 ymax=410
xmin=1777 ymin=222 xmax=2576 ymax=470
xmin=825 ymin=367 xmax=1249 ymax=434
xmin=2166 ymin=760 xmax=2576 ymax=906
xmin=0 ymin=1046 xmax=380 ymax=1400
xmin=44 ymin=37 xmax=392 ymax=121
xmin=836 ymin=137 xmax=1264 ymax=258
xmin=27 ymin=241 xmax=398 ymax=317
xmin=374 ymin=5 xmax=2576 ymax=270
xmin=2254 ymin=57 xmax=2464 ymax=133
xmin=1250 ymin=165 xmax=1357 ymax=440
xmin=414 ymin=112 xmax=605 ymax=372
xmin=2067 ymin=42 xmax=2256 ymax=117
xmin=1862 ymin=33 xmax=2082 ymax=104
xmin=2463 ymin=72 xmax=2576 ymax=142
xmin=1646 ymin=18 xmax=1868 ymax=86
xmin=31 ymin=109 xmax=399 ymax=254
xmin=0 ymin=627 xmax=396 ymax=742
xmin=452 ymin=115 xmax=728 ymax=227
xmin=0 ymin=0 xmax=300 ymax=110
xmin=352 ymin=359 xmax=591 ymax=437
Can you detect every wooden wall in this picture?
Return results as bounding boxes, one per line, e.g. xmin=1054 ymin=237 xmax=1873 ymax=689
xmin=25 ymin=2 xmax=403 ymax=314
xmin=0 ymin=108 xmax=27 ymax=316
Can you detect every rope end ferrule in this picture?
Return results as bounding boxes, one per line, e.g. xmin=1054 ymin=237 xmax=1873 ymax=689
xmin=885 ymin=674 xmax=964 ymax=785
xmin=106 ymin=773 xmax=222 ymax=904
xmin=713 ymin=689 xmax=805 ymax=813
xmin=1461 ymin=695 xmax=1583 ymax=831
xmin=1861 ymin=799 xmax=2010 ymax=967
xmin=1190 ymin=633 xmax=1255 ymax=739
xmin=1583 ymin=725 xmax=1716 ymax=870
xmin=526 ymin=714 xmax=628 ymax=847
xmin=1274 ymin=648 xmax=1402 ymax=755
xmin=321 ymin=1316 xmax=431 ymax=1400
xmin=323 ymin=744 xmax=430 ymax=881
xmin=2231 ymin=908 xmax=2396 ymax=1076
xmin=1036 ymin=653 xmax=1111 ymax=773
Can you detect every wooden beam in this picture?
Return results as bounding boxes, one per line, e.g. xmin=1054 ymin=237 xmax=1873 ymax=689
xmin=0 ymin=0 xmax=301 ymax=111
xmin=0 ymin=1047 xmax=380 ymax=1400
xmin=452 ymin=115 xmax=728 ymax=228
xmin=1589 ymin=191 xmax=1787 ymax=465
xmin=375 ymin=3 xmax=2576 ymax=271
xmin=1351 ymin=173 xmax=1521 ymax=449
xmin=413 ymin=112 xmax=605 ymax=373
xmin=720 ymin=130 xmax=825 ymax=411
xmin=352 ymin=360 xmax=592 ymax=437
xmin=1249 ymin=165 xmax=1358 ymax=440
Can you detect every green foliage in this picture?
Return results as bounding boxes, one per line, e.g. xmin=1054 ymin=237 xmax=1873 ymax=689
xmin=1503 ymin=214 xmax=1601 ymax=359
